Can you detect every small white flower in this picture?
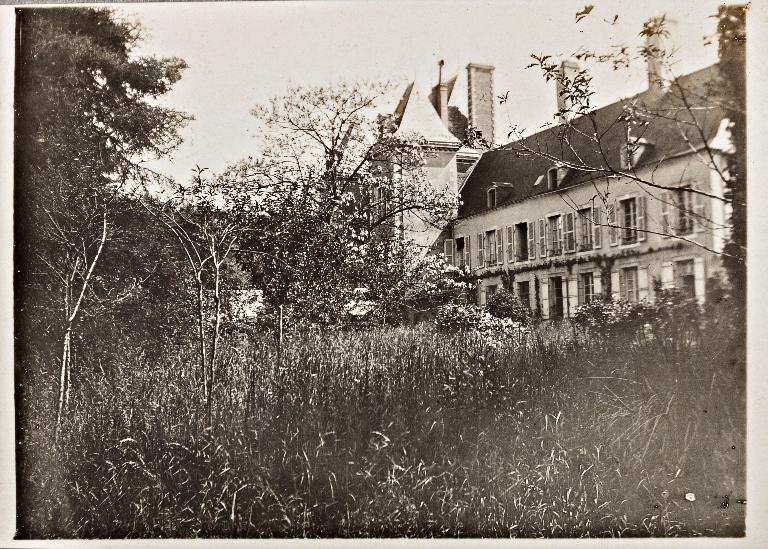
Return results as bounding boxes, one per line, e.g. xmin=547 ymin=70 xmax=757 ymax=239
xmin=685 ymin=492 xmax=696 ymax=502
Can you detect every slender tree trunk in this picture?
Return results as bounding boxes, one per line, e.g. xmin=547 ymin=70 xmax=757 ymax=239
xmin=210 ymin=261 xmax=222 ymax=390
xmin=196 ymin=273 xmax=209 ymax=405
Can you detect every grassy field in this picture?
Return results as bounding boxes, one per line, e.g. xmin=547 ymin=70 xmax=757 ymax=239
xmin=16 ymin=313 xmax=745 ymax=538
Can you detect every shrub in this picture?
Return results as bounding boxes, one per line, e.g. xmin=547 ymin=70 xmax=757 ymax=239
xmin=485 ymin=290 xmax=532 ymax=325
xmin=434 ymin=302 xmax=483 ymax=333
xmin=572 ymin=298 xmax=654 ymax=337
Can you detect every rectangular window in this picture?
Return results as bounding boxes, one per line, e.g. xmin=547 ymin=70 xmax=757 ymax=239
xmin=486 ymin=284 xmax=498 ymax=300
xmin=578 ymin=272 xmax=594 ymax=305
xmin=515 ymin=222 xmax=529 ymax=260
xmin=517 ymin=280 xmax=531 ymax=309
xmin=564 ymin=212 xmax=576 ymax=252
xmin=548 ymin=276 xmax=565 ymax=319
xmin=455 ymin=237 xmax=466 ymax=269
xmin=578 ymin=208 xmax=593 ymax=251
xmin=485 ymin=229 xmax=497 ymax=266
xmin=620 ymin=198 xmax=638 ymax=244
xmin=538 ymin=219 xmax=546 ymax=257
xmin=674 ymin=259 xmax=696 ymax=298
xmin=619 ymin=266 xmax=639 ymax=303
xmin=548 ymin=215 xmax=562 ymax=255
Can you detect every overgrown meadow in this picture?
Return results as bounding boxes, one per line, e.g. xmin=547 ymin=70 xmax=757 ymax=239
xmin=17 ymin=306 xmax=745 ymax=538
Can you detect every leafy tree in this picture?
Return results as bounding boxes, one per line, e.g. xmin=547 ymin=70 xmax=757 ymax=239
xmin=516 ymin=5 xmax=746 ymax=299
xmin=14 ymin=7 xmax=190 ymax=432
xmin=239 ymin=81 xmax=459 ymax=325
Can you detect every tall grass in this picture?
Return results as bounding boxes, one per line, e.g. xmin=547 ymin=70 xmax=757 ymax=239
xmin=17 ymin=312 xmax=745 ymax=538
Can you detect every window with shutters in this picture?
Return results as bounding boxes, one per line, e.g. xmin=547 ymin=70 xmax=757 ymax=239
xmin=563 ymin=212 xmax=576 ymax=252
xmin=548 ymin=276 xmax=565 ymax=319
xmin=617 ymin=196 xmax=646 ymax=245
xmin=514 ymin=222 xmax=528 ymax=260
xmin=538 ymin=219 xmax=546 ymax=257
xmin=578 ymin=272 xmax=594 ymax=305
xmin=548 ymin=215 xmax=563 ymax=256
xmin=674 ymin=259 xmax=696 ymax=298
xmin=676 ymin=187 xmax=695 ymax=235
xmin=620 ymin=198 xmax=638 ymax=244
xmin=517 ymin=280 xmax=531 ymax=309
xmin=619 ymin=266 xmax=639 ymax=303
xmin=485 ymin=229 xmax=497 ymax=266
xmin=455 ymin=237 xmax=469 ymax=269
xmin=578 ymin=208 xmax=593 ymax=251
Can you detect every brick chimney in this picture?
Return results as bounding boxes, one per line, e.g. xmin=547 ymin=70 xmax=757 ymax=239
xmin=645 ymin=15 xmax=678 ymax=93
xmin=466 ymin=62 xmax=495 ymax=145
xmin=555 ymin=59 xmax=580 ymax=124
xmin=437 ymin=59 xmax=449 ymax=127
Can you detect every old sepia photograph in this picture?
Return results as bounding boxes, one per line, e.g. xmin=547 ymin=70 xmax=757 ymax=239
xmin=9 ymin=0 xmax=750 ymax=540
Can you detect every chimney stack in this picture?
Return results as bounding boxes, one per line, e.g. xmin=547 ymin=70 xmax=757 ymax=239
xmin=466 ymin=62 xmax=495 ymax=145
xmin=555 ymin=59 xmax=580 ymax=124
xmin=437 ymin=59 xmax=449 ymax=127
xmin=645 ymin=15 xmax=678 ymax=93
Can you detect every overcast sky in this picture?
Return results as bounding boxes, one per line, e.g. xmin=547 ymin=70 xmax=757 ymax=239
xmin=124 ymin=0 xmax=725 ymax=183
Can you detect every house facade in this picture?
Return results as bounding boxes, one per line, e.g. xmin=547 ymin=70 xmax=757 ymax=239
xmin=440 ymin=57 xmax=734 ymax=318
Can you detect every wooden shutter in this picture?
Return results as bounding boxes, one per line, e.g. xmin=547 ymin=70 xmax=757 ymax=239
xmin=593 ymin=206 xmax=602 ymax=248
xmin=661 ymin=262 xmax=674 ymax=289
xmin=464 ymin=237 xmax=471 ymax=269
xmin=567 ymin=277 xmax=579 ymax=317
xmin=496 ymin=229 xmax=504 ymax=265
xmin=637 ymin=196 xmax=647 ymax=241
xmin=608 ymin=202 xmax=618 ymax=246
xmin=539 ymin=219 xmax=546 ymax=257
xmin=694 ymin=191 xmax=706 ymax=233
xmin=694 ymin=257 xmax=705 ymax=305
xmin=527 ymin=222 xmax=535 ymax=260
xmin=444 ymin=239 xmax=454 ymax=266
xmin=638 ymin=266 xmax=649 ymax=301
xmin=564 ymin=212 xmax=575 ymax=252
xmin=618 ymin=269 xmax=627 ymax=301
xmin=577 ymin=274 xmax=585 ymax=306
xmin=540 ymin=277 xmax=549 ymax=319
xmin=661 ymin=191 xmax=672 ymax=237
xmin=477 ymin=233 xmax=485 ymax=267
xmin=611 ymin=270 xmax=620 ymax=301
xmin=593 ymin=271 xmax=602 ymax=298
xmin=506 ymin=226 xmax=515 ymax=263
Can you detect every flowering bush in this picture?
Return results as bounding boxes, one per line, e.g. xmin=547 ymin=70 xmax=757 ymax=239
xmin=434 ymin=303 xmax=483 ymax=333
xmin=434 ymin=303 xmax=529 ymax=344
xmin=485 ymin=290 xmax=532 ymax=325
xmin=572 ymin=298 xmax=654 ymax=337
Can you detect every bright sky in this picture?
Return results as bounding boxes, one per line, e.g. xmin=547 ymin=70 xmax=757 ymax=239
xmin=124 ymin=0 xmax=724 ymax=183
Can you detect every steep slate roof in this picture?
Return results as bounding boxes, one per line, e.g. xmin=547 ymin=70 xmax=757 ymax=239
xmin=394 ymin=82 xmax=460 ymax=146
xmin=458 ymin=63 xmax=728 ymax=218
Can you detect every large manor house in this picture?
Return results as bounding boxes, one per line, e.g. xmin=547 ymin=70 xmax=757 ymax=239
xmin=391 ymin=20 xmax=738 ymax=320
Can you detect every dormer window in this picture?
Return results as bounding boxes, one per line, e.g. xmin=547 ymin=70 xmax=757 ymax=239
xmin=547 ymin=168 xmax=558 ymax=190
xmin=487 ymin=187 xmax=497 ymax=208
